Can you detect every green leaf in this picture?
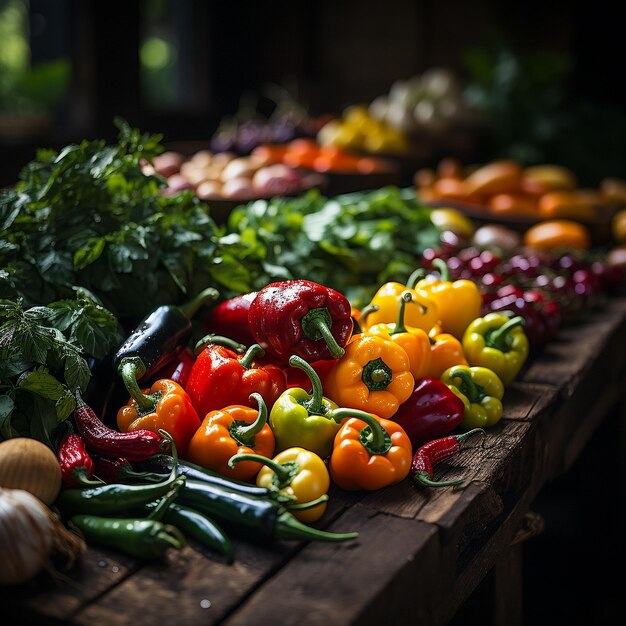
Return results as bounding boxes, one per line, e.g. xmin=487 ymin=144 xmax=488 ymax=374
xmin=17 ymin=368 xmax=66 ymax=401
xmin=0 ymin=394 xmax=15 ymax=434
xmin=55 ymin=390 xmax=76 ymax=420
xmin=74 ymin=237 xmax=106 ymax=270
xmin=27 ymin=394 xmax=60 ymax=448
xmin=63 ymin=353 xmax=91 ymax=392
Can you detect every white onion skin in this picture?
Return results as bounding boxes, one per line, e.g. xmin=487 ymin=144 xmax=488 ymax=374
xmin=0 ymin=488 xmax=53 ymax=585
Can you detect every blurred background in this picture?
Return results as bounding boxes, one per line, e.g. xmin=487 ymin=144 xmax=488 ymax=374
xmin=1 ymin=0 xmax=625 ymax=187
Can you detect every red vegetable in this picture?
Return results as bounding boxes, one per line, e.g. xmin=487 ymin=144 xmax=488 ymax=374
xmin=392 ymin=376 xmax=466 ymax=448
xmin=248 ymin=279 xmax=353 ymax=364
xmin=91 ymin=454 xmax=163 ymax=485
xmin=150 ymin=347 xmax=195 ymax=388
xmin=185 ymin=337 xmax=286 ymax=418
xmin=56 ymin=432 xmax=102 ymax=487
xmin=202 ymin=292 xmax=257 ymax=345
xmin=73 ymin=391 xmax=165 ymax=462
xmin=411 ymin=429 xmax=484 ymax=488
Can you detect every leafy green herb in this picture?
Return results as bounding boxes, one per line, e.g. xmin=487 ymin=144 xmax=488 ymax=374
xmin=0 ymin=292 xmax=122 ymax=447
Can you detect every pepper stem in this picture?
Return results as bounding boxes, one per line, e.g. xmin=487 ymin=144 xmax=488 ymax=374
xmin=449 ymin=368 xmax=485 ymax=403
xmin=486 ymin=316 xmax=525 ymax=352
xmin=288 ymin=355 xmax=324 ymax=414
xmin=239 ymin=344 xmax=265 ymax=370
xmin=228 ymin=453 xmax=299 ymax=490
xmin=358 ymin=303 xmax=379 ymax=325
xmin=414 ymin=472 xmax=465 ymax=488
xmin=177 ymin=287 xmax=220 ymax=319
xmin=330 ymin=408 xmax=392 ymax=455
xmin=147 ymin=478 xmax=186 ymax=521
xmin=119 ymin=357 xmax=157 ymax=411
xmin=456 ymin=428 xmax=485 ymax=443
xmin=432 ymin=258 xmax=451 ymax=282
xmin=406 ymin=268 xmax=427 ymax=289
xmin=361 ymin=357 xmax=393 ymax=391
xmin=73 ymin=468 xmax=105 ymax=487
xmin=300 ymin=307 xmax=345 ymax=358
xmin=194 ymin=333 xmax=247 ymax=356
xmin=286 ymin=494 xmax=329 ymax=510
xmin=229 ymin=393 xmax=268 ymax=446
xmin=389 ymin=291 xmax=413 ymax=335
xmin=275 ymin=510 xmax=359 ymax=542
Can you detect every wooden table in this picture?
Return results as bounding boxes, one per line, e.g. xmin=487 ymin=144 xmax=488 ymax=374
xmin=6 ymin=294 xmax=626 ymax=626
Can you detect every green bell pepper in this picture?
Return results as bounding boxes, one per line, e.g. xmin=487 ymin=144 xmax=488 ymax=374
xmin=440 ymin=365 xmax=504 ymax=429
xmin=269 ymin=355 xmax=340 ymax=458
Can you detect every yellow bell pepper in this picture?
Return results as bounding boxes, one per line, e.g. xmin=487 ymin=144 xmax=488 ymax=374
xmin=366 ymin=291 xmax=432 ymax=380
xmin=414 ymin=259 xmax=482 ymax=340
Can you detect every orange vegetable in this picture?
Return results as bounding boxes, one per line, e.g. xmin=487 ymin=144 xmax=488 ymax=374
xmin=538 ymin=191 xmax=599 ymax=221
xmin=463 ymin=160 xmax=522 ymax=197
xmin=523 ymin=219 xmax=591 ymax=251
xmin=488 ymin=193 xmax=538 ymax=217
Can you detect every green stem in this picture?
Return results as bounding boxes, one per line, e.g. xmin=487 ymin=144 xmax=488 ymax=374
xmin=414 ymin=472 xmax=464 ymax=488
xmin=147 ymin=478 xmax=185 ymax=521
xmin=228 ymin=453 xmax=299 ymax=490
xmin=300 ymin=307 xmax=345 ymax=358
xmin=358 ymin=303 xmax=379 ymax=325
xmin=361 ymin=357 xmax=392 ymax=391
xmin=455 ymin=428 xmax=485 ymax=443
xmin=432 ymin=258 xmax=450 ymax=282
xmin=275 ymin=510 xmax=359 ymax=542
xmin=485 ymin=316 xmax=525 ymax=352
xmin=239 ymin=344 xmax=265 ymax=370
xmin=119 ymin=357 xmax=157 ymax=411
xmin=286 ymin=494 xmax=329 ymax=510
xmin=406 ymin=268 xmax=427 ymax=289
xmin=449 ymin=368 xmax=484 ymax=403
xmin=177 ymin=287 xmax=220 ymax=319
xmin=288 ymin=355 xmax=324 ymax=414
xmin=389 ymin=291 xmax=413 ymax=335
xmin=194 ymin=334 xmax=247 ymax=356
xmin=330 ymin=408 xmax=392 ymax=455
xmin=229 ymin=393 xmax=268 ymax=446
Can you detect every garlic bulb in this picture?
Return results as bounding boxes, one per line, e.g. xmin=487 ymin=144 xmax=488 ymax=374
xmin=0 ymin=487 xmax=85 ymax=585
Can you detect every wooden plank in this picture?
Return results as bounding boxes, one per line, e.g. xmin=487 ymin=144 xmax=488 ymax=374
xmin=222 ymin=504 xmax=439 ymax=626
xmin=500 ymin=381 xmax=559 ymax=422
xmin=3 ymin=547 xmax=138 ymax=623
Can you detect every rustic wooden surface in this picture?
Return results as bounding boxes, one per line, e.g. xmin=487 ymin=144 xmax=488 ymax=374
xmin=5 ymin=295 xmax=626 ymax=626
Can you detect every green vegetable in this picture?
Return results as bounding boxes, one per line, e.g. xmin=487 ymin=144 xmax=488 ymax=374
xmin=0 ymin=291 xmax=121 ymax=446
xmin=0 ymin=119 xmax=260 ymax=324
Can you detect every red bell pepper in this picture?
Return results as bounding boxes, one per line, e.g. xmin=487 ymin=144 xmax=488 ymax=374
xmin=150 ymin=347 xmax=195 ymax=388
xmin=248 ymin=279 xmax=353 ymax=364
xmin=202 ymin=291 xmax=257 ymax=345
xmin=185 ymin=336 xmax=286 ymax=418
xmin=391 ymin=376 xmax=466 ymax=448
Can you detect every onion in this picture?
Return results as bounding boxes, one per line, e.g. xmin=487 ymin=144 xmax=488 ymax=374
xmin=0 ymin=438 xmax=62 ymax=505
xmin=0 ymin=487 xmax=85 ymax=585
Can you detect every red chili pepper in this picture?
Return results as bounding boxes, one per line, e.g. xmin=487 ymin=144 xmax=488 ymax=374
xmin=91 ymin=454 xmax=164 ymax=485
xmin=411 ymin=429 xmax=484 ymax=488
xmin=248 ymin=279 xmax=353 ymax=364
xmin=185 ymin=336 xmax=286 ymax=418
xmin=202 ymin=291 xmax=258 ymax=346
xmin=392 ymin=376 xmax=466 ymax=448
xmin=73 ymin=390 xmax=166 ymax=462
xmin=56 ymin=432 xmax=102 ymax=487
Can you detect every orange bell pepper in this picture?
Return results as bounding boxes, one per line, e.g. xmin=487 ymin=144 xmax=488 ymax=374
xmin=117 ymin=367 xmax=200 ymax=459
xmin=366 ymin=291 xmax=432 ymax=380
xmin=359 ymin=280 xmax=438 ymax=333
xmin=323 ymin=333 xmax=414 ymax=419
xmin=329 ymin=408 xmax=412 ymax=490
xmin=414 ymin=259 xmax=482 ymax=339
xmin=186 ymin=393 xmax=275 ymax=481
xmin=427 ymin=328 xmax=469 ymax=379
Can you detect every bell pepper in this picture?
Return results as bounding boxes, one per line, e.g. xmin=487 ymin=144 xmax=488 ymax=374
xmin=414 ymin=259 xmax=482 ymax=339
xmin=150 ymin=347 xmax=195 ymax=388
xmin=366 ymin=290 xmax=432 ymax=380
xmin=324 ymin=333 xmax=414 ymax=419
xmin=229 ymin=447 xmax=330 ymax=523
xmin=248 ymin=279 xmax=354 ymax=363
xmin=462 ymin=312 xmax=529 ymax=385
xmin=269 ymin=356 xmax=341 ymax=458
xmin=186 ymin=392 xmax=275 ymax=481
xmin=392 ymin=376 xmax=466 ymax=448
xmin=328 ymin=408 xmax=412 ymax=490
xmin=185 ymin=336 xmax=286 ymax=418
xmin=117 ymin=357 xmax=201 ymax=458
xmin=202 ymin=291 xmax=257 ymax=346
xmin=427 ymin=329 xmax=468 ymax=379
xmin=283 ymin=357 xmax=338 ymax=393
xmin=359 ymin=280 xmax=438 ymax=334
xmin=440 ymin=365 xmax=504 ymax=429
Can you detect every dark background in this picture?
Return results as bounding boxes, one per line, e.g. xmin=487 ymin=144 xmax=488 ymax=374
xmin=1 ymin=0 xmax=626 ymax=186
xmin=1 ymin=2 xmax=625 ymax=623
